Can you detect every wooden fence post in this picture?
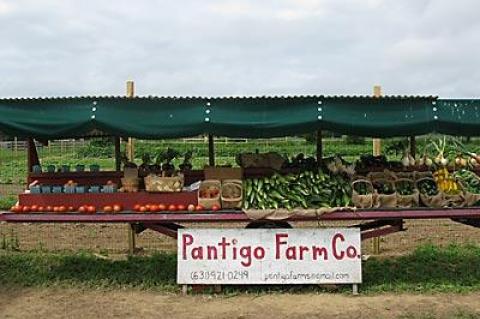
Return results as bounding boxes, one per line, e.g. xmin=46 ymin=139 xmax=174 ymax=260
xmin=372 ymin=85 xmax=382 ymax=255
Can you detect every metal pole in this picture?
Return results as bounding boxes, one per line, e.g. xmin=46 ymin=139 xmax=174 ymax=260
xmin=409 ymin=136 xmax=416 ymax=158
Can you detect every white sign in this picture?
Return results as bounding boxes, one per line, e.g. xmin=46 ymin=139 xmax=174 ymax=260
xmin=177 ymin=228 xmax=362 ymax=285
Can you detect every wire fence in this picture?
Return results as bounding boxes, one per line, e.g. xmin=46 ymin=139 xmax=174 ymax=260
xmin=0 ymin=137 xmax=479 ymax=255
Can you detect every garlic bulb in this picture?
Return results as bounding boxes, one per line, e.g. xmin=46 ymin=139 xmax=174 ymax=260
xmin=440 ymin=157 xmax=448 ymax=166
xmin=408 ymin=154 xmax=415 ymax=166
xmin=402 ymin=154 xmax=410 ymax=167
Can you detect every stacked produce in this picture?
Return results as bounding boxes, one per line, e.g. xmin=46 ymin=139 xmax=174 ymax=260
xmin=243 ymin=171 xmax=351 ymax=210
xmin=433 ymin=167 xmax=460 ymax=195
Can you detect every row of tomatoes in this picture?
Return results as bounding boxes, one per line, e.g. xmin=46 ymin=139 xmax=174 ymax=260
xmin=9 ymin=204 xmax=121 ymax=213
xmin=10 ymin=203 xmax=221 ymax=213
xmin=132 ymin=203 xmax=220 ymax=212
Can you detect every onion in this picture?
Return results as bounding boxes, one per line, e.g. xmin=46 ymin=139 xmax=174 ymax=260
xmin=402 ymin=155 xmax=410 ymax=167
xmin=455 ymin=157 xmax=461 ymax=166
xmin=471 ymin=158 xmax=478 ymax=166
xmin=425 ymin=157 xmax=433 ymax=167
xmin=408 ymin=154 xmax=415 ymax=166
xmin=417 ymin=157 xmax=425 ymax=166
xmin=440 ymin=157 xmax=448 ymax=166
xmin=460 ymin=158 xmax=468 ymax=167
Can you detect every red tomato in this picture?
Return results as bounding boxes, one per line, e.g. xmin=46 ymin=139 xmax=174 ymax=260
xmin=22 ymin=206 xmax=31 ymax=213
xmin=87 ymin=205 xmax=96 ymax=214
xmin=177 ymin=204 xmax=186 ymax=211
xmin=103 ymin=205 xmax=113 ymax=213
xmin=113 ymin=204 xmax=122 ymax=213
xmin=145 ymin=204 xmax=151 ymax=210
xmin=149 ymin=205 xmax=159 ymax=213
xmin=53 ymin=206 xmax=59 ymax=213
xmin=45 ymin=206 xmax=53 ymax=212
xmin=139 ymin=206 xmax=147 ymax=213
xmin=158 ymin=204 xmax=166 ymax=211
xmin=10 ymin=206 xmax=19 ymax=213
xmin=187 ymin=204 xmax=195 ymax=212
xmin=30 ymin=205 xmax=38 ymax=212
xmin=37 ymin=206 xmax=45 ymax=212
xmin=168 ymin=204 xmax=177 ymax=211
xmin=68 ymin=206 xmax=75 ymax=212
xmin=211 ymin=205 xmax=220 ymax=212
xmin=58 ymin=206 xmax=67 ymax=213
xmin=195 ymin=205 xmax=204 ymax=211
xmin=78 ymin=206 xmax=87 ymax=213
xmin=133 ymin=204 xmax=141 ymax=211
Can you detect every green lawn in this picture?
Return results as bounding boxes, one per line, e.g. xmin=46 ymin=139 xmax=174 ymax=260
xmin=1 ymin=244 xmax=479 ymax=294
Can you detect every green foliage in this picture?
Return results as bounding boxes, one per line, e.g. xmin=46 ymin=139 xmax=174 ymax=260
xmin=0 ymin=196 xmax=17 ymax=209
xmin=1 ymin=244 xmax=480 ymax=293
xmin=345 ymin=135 xmax=366 ymax=145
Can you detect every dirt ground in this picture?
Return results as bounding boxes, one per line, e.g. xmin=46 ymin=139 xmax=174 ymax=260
xmin=1 ymin=218 xmax=479 ymax=255
xmin=1 ymin=288 xmax=480 ymax=319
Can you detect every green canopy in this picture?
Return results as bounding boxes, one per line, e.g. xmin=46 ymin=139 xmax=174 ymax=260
xmin=1 ymin=95 xmax=472 ymax=139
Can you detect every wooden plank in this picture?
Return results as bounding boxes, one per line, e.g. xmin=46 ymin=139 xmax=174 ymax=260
xmin=3 ymin=208 xmax=480 ymax=223
xmin=114 ymin=137 xmax=121 ymax=171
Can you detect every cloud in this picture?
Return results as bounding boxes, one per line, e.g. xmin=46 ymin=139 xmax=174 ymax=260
xmin=0 ymin=0 xmax=480 ymax=98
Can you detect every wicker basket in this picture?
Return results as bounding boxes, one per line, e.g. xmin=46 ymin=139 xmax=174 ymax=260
xmin=120 ymin=177 xmax=140 ymax=193
xmin=221 ymin=179 xmax=243 ymax=209
xmin=144 ymin=174 xmax=184 ymax=192
xmin=198 ymin=179 xmax=221 ymax=209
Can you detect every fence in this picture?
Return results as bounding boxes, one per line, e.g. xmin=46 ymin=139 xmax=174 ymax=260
xmin=1 ymin=137 xmax=479 ymax=255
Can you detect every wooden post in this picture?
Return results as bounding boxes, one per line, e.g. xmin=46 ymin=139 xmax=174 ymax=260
xmin=316 ymin=130 xmax=323 ymax=165
xmin=372 ymin=85 xmax=382 ymax=255
xmin=126 ymin=81 xmax=135 ymax=162
xmin=409 ymin=136 xmax=416 ymax=158
xmin=114 ymin=137 xmax=121 ymax=171
xmin=27 ymin=138 xmax=40 ymax=173
xmin=208 ymin=134 xmax=215 ymax=166
xmin=372 ymin=85 xmax=382 ymax=156
xmin=126 ymin=80 xmax=136 ymax=255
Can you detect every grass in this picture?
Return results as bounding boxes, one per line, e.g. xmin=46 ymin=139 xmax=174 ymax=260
xmin=1 ymin=244 xmax=480 ymax=294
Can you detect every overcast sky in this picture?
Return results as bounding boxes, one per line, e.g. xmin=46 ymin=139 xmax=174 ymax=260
xmin=1 ymin=0 xmax=479 ymax=98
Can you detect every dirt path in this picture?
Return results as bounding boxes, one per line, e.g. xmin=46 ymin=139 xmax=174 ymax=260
xmin=1 ymin=288 xmax=480 ymax=319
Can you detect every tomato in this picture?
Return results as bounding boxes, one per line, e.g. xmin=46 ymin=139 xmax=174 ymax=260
xmin=113 ymin=204 xmax=122 ymax=213
xmin=145 ymin=204 xmax=151 ymax=210
xmin=58 ymin=206 xmax=67 ymax=213
xmin=139 ymin=206 xmax=147 ymax=213
xmin=195 ymin=205 xmax=204 ymax=211
xmin=158 ymin=204 xmax=166 ymax=211
xmin=211 ymin=205 xmax=220 ymax=212
xmin=177 ymin=204 xmax=186 ymax=211
xmin=149 ymin=204 xmax=159 ymax=213
xmin=87 ymin=205 xmax=96 ymax=214
xmin=103 ymin=205 xmax=113 ymax=213
xmin=30 ymin=205 xmax=38 ymax=212
xmin=187 ymin=204 xmax=195 ymax=212
xmin=78 ymin=206 xmax=87 ymax=213
xmin=37 ymin=206 xmax=45 ymax=212
xmin=168 ymin=204 xmax=177 ymax=211
xmin=45 ymin=206 xmax=53 ymax=212
xmin=53 ymin=206 xmax=59 ymax=213
xmin=68 ymin=206 xmax=75 ymax=212
xmin=10 ymin=206 xmax=19 ymax=213
xmin=22 ymin=206 xmax=31 ymax=213
xmin=133 ymin=204 xmax=141 ymax=211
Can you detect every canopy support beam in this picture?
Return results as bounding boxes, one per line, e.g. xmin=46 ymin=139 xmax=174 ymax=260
xmin=27 ymin=138 xmax=40 ymax=174
xmin=316 ymin=130 xmax=323 ymax=165
xmin=208 ymin=134 xmax=215 ymax=166
xmin=114 ymin=137 xmax=121 ymax=171
xmin=409 ymin=136 xmax=416 ymax=158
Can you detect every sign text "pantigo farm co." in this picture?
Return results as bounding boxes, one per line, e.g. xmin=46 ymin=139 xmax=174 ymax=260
xmin=177 ymin=228 xmax=361 ymax=284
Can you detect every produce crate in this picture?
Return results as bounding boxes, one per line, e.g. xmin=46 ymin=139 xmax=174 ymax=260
xmin=144 ymin=174 xmax=184 ymax=192
xmin=198 ymin=179 xmax=221 ymax=208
